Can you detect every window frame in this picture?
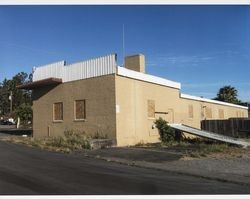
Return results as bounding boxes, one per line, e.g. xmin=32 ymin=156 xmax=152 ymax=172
xmin=74 ymin=99 xmax=86 ymax=121
xmin=53 ymin=102 xmax=63 ymax=122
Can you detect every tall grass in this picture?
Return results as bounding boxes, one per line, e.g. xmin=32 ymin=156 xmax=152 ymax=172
xmin=5 ymin=130 xmax=91 ymax=153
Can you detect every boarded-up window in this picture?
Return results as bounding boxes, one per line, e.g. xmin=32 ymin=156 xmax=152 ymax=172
xmin=242 ymin=111 xmax=245 ymax=117
xmin=205 ymin=107 xmax=212 ymax=118
xmin=188 ymin=105 xmax=193 ymax=118
xmin=147 ymin=100 xmax=155 ymax=118
xmin=236 ymin=111 xmax=241 ymax=117
xmin=218 ymin=109 xmax=224 ymax=119
xmin=75 ymin=100 xmax=86 ymax=120
xmin=54 ymin=102 xmax=63 ymax=121
xmin=237 ymin=111 xmax=244 ymax=118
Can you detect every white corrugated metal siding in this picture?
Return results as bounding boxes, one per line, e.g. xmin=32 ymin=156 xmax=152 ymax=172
xmin=33 ymin=61 xmax=65 ymax=81
xmin=32 ymin=54 xmax=117 ymax=83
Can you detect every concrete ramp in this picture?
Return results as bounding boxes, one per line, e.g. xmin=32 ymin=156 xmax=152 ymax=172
xmin=169 ymin=123 xmax=250 ymax=148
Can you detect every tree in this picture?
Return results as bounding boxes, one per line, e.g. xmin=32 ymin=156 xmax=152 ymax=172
xmin=0 ymin=72 xmax=32 ymax=117
xmin=214 ymin=85 xmax=241 ymax=104
xmin=15 ymin=103 xmax=32 ymax=125
xmin=0 ymin=79 xmax=11 ymax=116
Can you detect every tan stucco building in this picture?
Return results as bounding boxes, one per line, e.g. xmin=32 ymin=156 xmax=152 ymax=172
xmin=19 ymin=54 xmax=248 ymax=146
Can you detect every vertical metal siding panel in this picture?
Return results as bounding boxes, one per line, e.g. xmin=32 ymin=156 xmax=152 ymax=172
xmin=106 ymin=56 xmax=109 ymax=74
xmin=32 ymin=54 xmax=117 ymax=83
xmin=96 ymin=58 xmax=99 ymax=76
xmin=33 ymin=61 xmax=65 ymax=81
xmin=92 ymin=59 xmax=95 ymax=77
xmin=90 ymin=60 xmax=96 ymax=77
xmin=96 ymin=58 xmax=99 ymax=75
xmin=105 ymin=56 xmax=108 ymax=74
xmin=107 ymin=56 xmax=110 ymax=74
xmin=83 ymin=62 xmax=86 ymax=79
xmin=99 ymin=58 xmax=101 ymax=75
xmin=101 ymin=57 xmax=104 ymax=75
xmin=80 ymin=63 xmax=83 ymax=80
xmin=91 ymin=59 xmax=94 ymax=77
xmin=107 ymin=56 xmax=110 ymax=73
xmin=98 ymin=58 xmax=100 ymax=75
xmin=108 ymin=56 xmax=111 ymax=74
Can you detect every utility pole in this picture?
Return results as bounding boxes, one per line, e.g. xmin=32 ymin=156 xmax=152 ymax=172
xmin=9 ymin=91 xmax=13 ymax=114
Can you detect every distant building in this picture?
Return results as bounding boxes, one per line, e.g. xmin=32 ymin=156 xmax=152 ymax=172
xmin=18 ymin=54 xmax=248 ymax=146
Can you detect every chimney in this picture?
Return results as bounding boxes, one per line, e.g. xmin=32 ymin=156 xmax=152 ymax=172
xmin=124 ymin=54 xmax=145 ymax=73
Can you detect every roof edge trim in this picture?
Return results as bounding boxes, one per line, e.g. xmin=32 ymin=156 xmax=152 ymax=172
xmin=117 ymin=66 xmax=181 ymax=89
xmin=181 ymin=93 xmax=248 ymax=110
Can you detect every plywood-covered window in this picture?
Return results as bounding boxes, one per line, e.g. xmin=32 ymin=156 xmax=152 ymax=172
xmin=188 ymin=105 xmax=193 ymax=118
xmin=237 ymin=111 xmax=244 ymax=118
xmin=75 ymin=100 xmax=86 ymax=120
xmin=147 ymin=100 xmax=155 ymax=118
xmin=218 ymin=109 xmax=224 ymax=119
xmin=205 ymin=107 xmax=212 ymax=119
xmin=242 ymin=111 xmax=245 ymax=117
xmin=236 ymin=111 xmax=240 ymax=117
xmin=53 ymin=102 xmax=63 ymax=121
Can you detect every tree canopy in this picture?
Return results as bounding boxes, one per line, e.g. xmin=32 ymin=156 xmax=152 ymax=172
xmin=0 ymin=72 xmax=32 ymax=118
xmin=214 ymin=85 xmax=241 ymax=104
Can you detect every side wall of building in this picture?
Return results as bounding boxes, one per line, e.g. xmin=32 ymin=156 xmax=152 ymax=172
xmin=115 ymin=75 xmax=182 ymax=146
xmin=115 ymin=75 xmax=248 ymax=146
xmin=179 ymin=97 xmax=248 ymax=129
xmin=32 ymin=74 xmax=117 ymax=141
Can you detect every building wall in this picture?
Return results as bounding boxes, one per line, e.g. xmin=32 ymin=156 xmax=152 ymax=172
xmin=32 ymin=74 xmax=117 ymax=141
xmin=115 ymin=75 xmax=182 ymax=146
xmin=32 ymin=71 xmax=248 ymax=147
xmin=115 ymin=75 xmax=248 ymax=146
xmin=179 ymin=97 xmax=248 ymax=129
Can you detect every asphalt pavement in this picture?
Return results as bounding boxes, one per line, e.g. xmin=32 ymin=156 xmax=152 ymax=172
xmin=85 ymin=147 xmax=250 ymax=186
xmin=0 ymin=141 xmax=250 ymax=195
xmin=0 ymin=125 xmax=32 ymax=136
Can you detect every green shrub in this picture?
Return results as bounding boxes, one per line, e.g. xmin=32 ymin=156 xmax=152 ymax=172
xmin=154 ymin=117 xmax=176 ymax=143
xmin=15 ymin=104 xmax=32 ymax=125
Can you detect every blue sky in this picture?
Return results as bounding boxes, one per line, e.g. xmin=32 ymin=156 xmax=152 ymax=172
xmin=0 ymin=5 xmax=250 ymax=101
